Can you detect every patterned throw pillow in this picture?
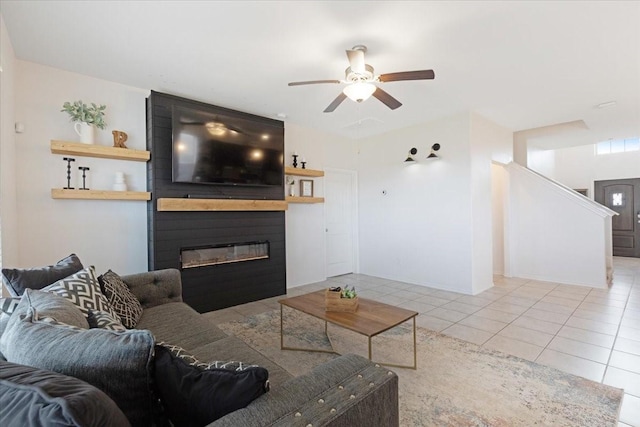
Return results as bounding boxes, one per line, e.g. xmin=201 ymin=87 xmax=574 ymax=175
xmin=42 ymin=266 xmax=121 ymax=325
xmin=158 ymin=342 xmax=262 ymax=373
xmin=88 ymin=310 xmax=127 ymax=331
xmin=0 ymin=298 xmax=21 ymax=336
xmin=0 ymin=298 xmax=21 ymax=315
xmin=98 ymin=270 xmax=143 ymax=329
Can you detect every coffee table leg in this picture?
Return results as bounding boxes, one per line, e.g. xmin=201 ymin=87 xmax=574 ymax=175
xmin=280 ymin=307 xmax=338 ymax=355
xmin=371 ymin=316 xmax=418 ymax=370
xmin=280 ymin=304 xmax=284 ymax=350
xmin=413 ymin=315 xmax=417 ymax=369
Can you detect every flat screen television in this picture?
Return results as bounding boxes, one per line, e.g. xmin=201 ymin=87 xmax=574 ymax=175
xmin=172 ymin=106 xmax=284 ymax=187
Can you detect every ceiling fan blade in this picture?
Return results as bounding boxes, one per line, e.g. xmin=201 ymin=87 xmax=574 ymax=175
xmin=372 ymin=87 xmax=402 ymax=110
xmin=378 ymin=70 xmax=435 ymax=82
xmin=323 ymin=93 xmax=347 ymax=113
xmin=346 ymin=49 xmax=365 ymax=73
xmin=288 ymin=80 xmax=341 ymax=86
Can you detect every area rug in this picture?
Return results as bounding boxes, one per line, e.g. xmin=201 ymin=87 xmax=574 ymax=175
xmin=218 ymin=308 xmax=623 ymax=427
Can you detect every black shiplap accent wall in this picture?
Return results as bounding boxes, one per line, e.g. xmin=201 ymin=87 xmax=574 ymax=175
xmin=147 ymin=91 xmax=286 ymax=313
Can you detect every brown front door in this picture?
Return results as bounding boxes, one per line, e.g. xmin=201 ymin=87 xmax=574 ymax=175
xmin=595 ymin=178 xmax=640 ymax=257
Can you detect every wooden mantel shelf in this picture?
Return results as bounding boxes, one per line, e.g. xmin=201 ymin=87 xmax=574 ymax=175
xmin=52 ymin=189 xmax=151 ymax=201
xmin=157 ymin=198 xmax=288 ymax=212
xmin=51 ymin=140 xmax=150 ymax=162
xmin=284 ymin=167 xmax=324 ymax=177
xmin=286 ymin=196 xmax=325 ymax=204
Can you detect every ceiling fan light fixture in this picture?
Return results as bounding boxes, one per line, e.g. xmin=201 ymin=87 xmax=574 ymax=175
xmin=343 ymin=82 xmax=376 ymax=103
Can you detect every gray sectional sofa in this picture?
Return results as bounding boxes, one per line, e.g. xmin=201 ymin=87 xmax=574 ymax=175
xmin=1 ymin=268 xmax=399 ymax=426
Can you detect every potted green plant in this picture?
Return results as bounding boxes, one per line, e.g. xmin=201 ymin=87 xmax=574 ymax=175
xmin=61 ymin=100 xmax=107 ymax=144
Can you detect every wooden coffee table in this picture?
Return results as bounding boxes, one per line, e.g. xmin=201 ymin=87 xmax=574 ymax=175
xmin=279 ymin=290 xmax=418 ymax=369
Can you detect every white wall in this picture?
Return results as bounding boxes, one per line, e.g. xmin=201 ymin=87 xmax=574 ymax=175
xmin=357 ymin=112 xmax=512 ymax=294
xmin=14 ymin=60 xmax=149 ymax=274
xmin=470 ymin=113 xmax=513 ymax=293
xmin=547 ymin=144 xmax=640 ymax=197
xmin=507 ymin=163 xmax=611 ymax=288
xmin=527 ymin=146 xmax=556 ymax=178
xmin=357 ymin=113 xmax=475 ymax=293
xmin=0 ymin=14 xmax=18 ymax=297
xmin=284 ymin=122 xmax=356 ymax=287
xmin=491 ymin=163 xmax=507 ymax=275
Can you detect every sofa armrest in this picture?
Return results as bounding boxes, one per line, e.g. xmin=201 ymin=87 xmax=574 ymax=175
xmin=121 ymin=269 xmax=183 ymax=309
xmin=209 ymin=354 xmax=399 ymax=427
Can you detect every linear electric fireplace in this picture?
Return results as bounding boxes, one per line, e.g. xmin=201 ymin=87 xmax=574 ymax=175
xmin=180 ymin=241 xmax=270 ymax=269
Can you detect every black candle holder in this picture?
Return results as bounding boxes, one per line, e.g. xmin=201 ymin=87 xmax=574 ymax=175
xmin=63 ymin=157 xmax=75 ymax=189
xmin=301 ymin=161 xmax=306 ymax=169
xmin=78 ymin=166 xmax=90 ymax=190
xmin=292 ymin=154 xmax=298 ymax=168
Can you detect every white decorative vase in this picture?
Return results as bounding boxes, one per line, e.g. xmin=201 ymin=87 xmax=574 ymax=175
xmin=113 ymin=171 xmax=127 ymax=191
xmin=74 ymin=122 xmax=95 ymax=144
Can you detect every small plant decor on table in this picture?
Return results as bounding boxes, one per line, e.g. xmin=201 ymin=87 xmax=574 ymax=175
xmin=326 ymin=286 xmax=358 ymax=312
xmin=61 ymin=100 xmax=107 ymax=129
xmin=340 ymin=285 xmax=357 ymax=299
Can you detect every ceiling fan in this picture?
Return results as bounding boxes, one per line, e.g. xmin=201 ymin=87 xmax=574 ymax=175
xmin=288 ymin=45 xmax=435 ymax=113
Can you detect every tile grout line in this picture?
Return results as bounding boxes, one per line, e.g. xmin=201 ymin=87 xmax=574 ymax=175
xmin=602 ymin=284 xmax=635 ymax=384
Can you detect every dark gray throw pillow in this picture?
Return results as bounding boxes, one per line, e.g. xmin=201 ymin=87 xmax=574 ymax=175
xmin=1 ymin=254 xmax=83 ymax=296
xmin=0 ymin=295 xmax=156 ymax=426
xmin=154 ymin=344 xmax=270 ymax=427
xmin=0 ymin=359 xmax=131 ymax=427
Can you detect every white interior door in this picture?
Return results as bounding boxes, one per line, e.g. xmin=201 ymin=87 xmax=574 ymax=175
xmin=325 ymin=169 xmax=356 ymax=277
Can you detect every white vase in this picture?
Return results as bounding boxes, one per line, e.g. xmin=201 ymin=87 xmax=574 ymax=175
xmin=113 ymin=171 xmax=127 ymax=191
xmin=74 ymin=122 xmax=95 ymax=144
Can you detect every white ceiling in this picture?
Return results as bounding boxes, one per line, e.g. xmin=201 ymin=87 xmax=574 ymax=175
xmin=1 ymin=1 xmax=639 ymax=147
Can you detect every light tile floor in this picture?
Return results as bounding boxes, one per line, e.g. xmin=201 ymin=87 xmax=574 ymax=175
xmin=204 ymin=257 xmax=640 ymax=427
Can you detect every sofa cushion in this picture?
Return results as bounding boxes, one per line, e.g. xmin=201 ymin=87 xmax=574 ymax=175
xmin=0 ymin=291 xmax=157 ymax=426
xmin=98 ymin=270 xmax=143 ymax=328
xmin=136 ymin=302 xmax=227 ymax=349
xmin=43 ymin=266 xmax=121 ymax=325
xmin=1 ymin=254 xmax=83 ymax=297
xmin=0 ymin=359 xmax=131 ymax=427
xmin=3 ymin=289 xmax=88 ymax=330
xmin=154 ymin=344 xmax=269 ymax=427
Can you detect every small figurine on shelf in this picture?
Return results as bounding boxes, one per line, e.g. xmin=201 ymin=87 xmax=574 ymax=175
xmin=78 ymin=166 xmax=90 ymax=190
xmin=292 ymin=152 xmax=299 ymax=168
xmin=112 ymin=130 xmax=128 ymax=148
xmin=113 ymin=171 xmax=127 ymax=191
xmin=301 ymin=157 xmax=307 ymax=169
xmin=63 ymin=157 xmax=75 ymax=189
